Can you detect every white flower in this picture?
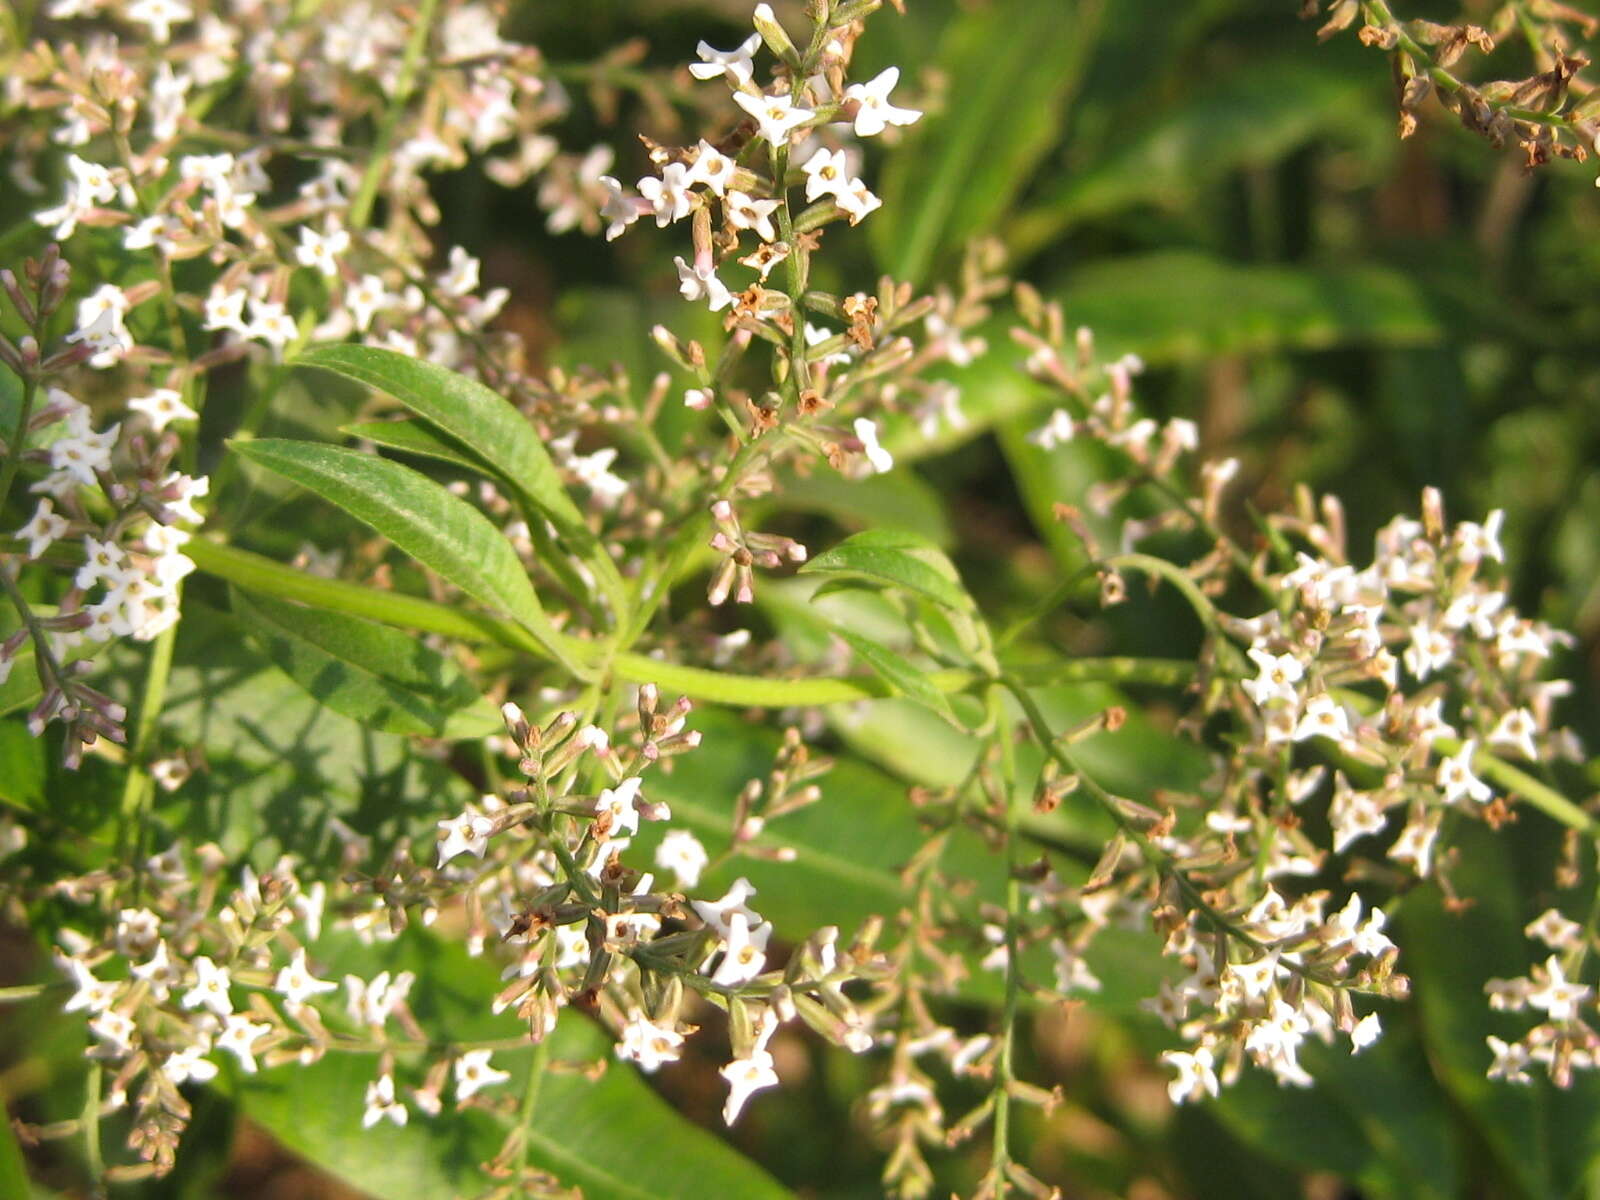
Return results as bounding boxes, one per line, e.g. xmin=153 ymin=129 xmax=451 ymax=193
xmin=687 ymin=140 xmax=737 ymax=196
xmin=711 ymin=912 xmax=771 ymax=986
xmin=89 ymin=1010 xmax=137 ymax=1056
xmin=732 ymin=91 xmax=815 ymax=147
xmin=1403 ymin=621 xmax=1454 ymax=681
xmin=692 ymin=877 xmax=761 ymax=937
xmin=616 ymin=1011 xmax=685 ymax=1072
xmin=800 ymin=147 xmax=851 ymax=203
xmin=720 ymin=1048 xmax=779 ymax=1125
xmin=598 ymin=176 xmax=642 ymax=240
xmin=570 ymin=447 xmax=630 ymax=507
xmin=1486 ymin=1036 xmax=1532 ymax=1084
xmin=439 ymin=246 xmax=481 ymax=297
xmin=131 ymin=940 xmax=183 ymax=1001
xmin=1292 ymin=694 xmax=1350 ymax=743
xmin=247 ymin=299 xmax=296 ymax=349
xmin=163 ymin=1045 xmax=219 ymax=1086
xmin=180 ymin=956 xmax=234 ymax=1018
xmin=595 ymin=776 xmax=643 ymax=840
xmin=203 ymin=286 xmax=251 ymax=335
xmin=126 ymin=0 xmax=192 ymax=43
xmin=294 ymin=223 xmax=350 ymax=276
xmin=1437 ymin=739 xmax=1492 ymax=805
xmin=833 ymin=179 xmax=882 ymax=225
xmin=684 ymin=388 xmax=715 ymax=411
xmin=853 ymin=417 xmax=893 ymax=474
xmin=674 ymin=256 xmax=733 ymax=312
xmin=1489 ymin=707 xmax=1539 ymax=761
xmin=437 ymin=810 xmax=496 ymax=866
xmin=1243 ymin=647 xmax=1304 ymax=708
xmin=1455 ymin=509 xmax=1505 ymax=564
xmin=363 ymin=1074 xmax=408 ymax=1127
xmin=454 ymin=1049 xmax=511 ymax=1101
xmin=218 ymin=1014 xmax=271 ymax=1073
xmin=1527 ymin=955 xmax=1591 ymax=1021
xmin=128 ymin=388 xmax=197 ymax=432
xmin=1027 ymin=409 xmax=1075 ymax=450
xmin=274 ymin=948 xmax=339 ymax=1008
xmin=724 ymin=190 xmax=781 ymax=241
xmin=1350 ymin=1012 xmax=1383 ymax=1053
xmin=60 ymin=958 xmax=119 ymax=1015
xmin=344 ymin=274 xmax=393 ymax=332
xmin=639 ymin=163 xmax=694 ymax=227
xmin=1389 ymin=810 xmax=1441 ymax=876
xmin=1524 ymin=908 xmax=1584 ymax=952
xmin=345 ymin=970 xmax=414 ymax=1027
xmin=18 ymin=499 xmax=69 ymax=559
xmin=69 ymin=285 xmax=133 ymax=367
xmin=688 ymin=32 xmax=762 ymax=87
xmin=843 ymin=67 xmax=922 ymax=137
xmin=1160 ymin=1045 xmax=1219 ymax=1104
xmin=655 ymin=829 xmax=708 ymax=888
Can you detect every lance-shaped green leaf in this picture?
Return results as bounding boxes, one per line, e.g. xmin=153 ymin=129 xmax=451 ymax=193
xmin=800 ymin=529 xmax=974 ymax=614
xmin=831 ymin=626 xmax=956 ymax=724
xmin=341 ymin=417 xmax=483 ymax=473
xmin=231 ymin=589 xmax=500 ymax=738
xmin=299 ymin=344 xmax=628 ymax=614
xmin=230 ymin=438 xmax=581 ymax=674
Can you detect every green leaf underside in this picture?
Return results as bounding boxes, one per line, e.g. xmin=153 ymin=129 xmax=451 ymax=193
xmin=800 ymin=528 xmax=973 ymax=613
xmin=230 ymin=438 xmax=558 ymax=649
xmin=231 ymin=588 xmax=499 ymax=738
xmin=341 ymin=417 xmax=486 ymax=474
xmin=833 ymin=626 xmax=956 ymax=723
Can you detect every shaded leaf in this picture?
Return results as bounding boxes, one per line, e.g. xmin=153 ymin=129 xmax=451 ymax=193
xmin=831 ymin=626 xmax=956 ymax=724
xmin=801 ymin=529 xmax=974 ymax=614
xmin=232 ymin=588 xmax=499 ymax=739
xmin=341 ymin=418 xmax=483 ymax=473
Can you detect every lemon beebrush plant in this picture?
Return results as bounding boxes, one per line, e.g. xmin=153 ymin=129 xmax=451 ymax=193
xmin=0 ymin=0 xmax=1597 ymax=1197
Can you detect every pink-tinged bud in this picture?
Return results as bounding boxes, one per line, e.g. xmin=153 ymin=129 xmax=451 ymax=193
xmin=683 ymin=730 xmax=703 ymax=748
xmin=787 ymin=542 xmax=808 ymax=562
xmin=708 ymin=558 xmax=736 ymax=606
xmin=709 ymin=531 xmax=736 ymax=553
xmin=710 ymin=499 xmax=734 ymax=523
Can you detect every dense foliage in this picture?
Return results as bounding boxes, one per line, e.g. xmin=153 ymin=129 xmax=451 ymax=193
xmin=2 ymin=1 xmax=1600 ymax=1198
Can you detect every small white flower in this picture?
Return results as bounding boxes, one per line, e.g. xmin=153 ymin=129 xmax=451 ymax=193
xmin=853 ymin=417 xmax=893 ymax=474
xmin=720 ymin=1048 xmax=779 ymax=1125
xmin=711 ymin=912 xmax=771 ymax=986
xmin=674 ymin=256 xmax=733 ymax=312
xmin=638 ymin=163 xmax=694 ymax=227
xmin=18 ymin=499 xmax=70 ymax=559
xmin=1436 ymin=739 xmax=1491 ymax=805
xmin=595 ymin=777 xmax=643 ymax=840
xmin=1489 ymin=707 xmax=1539 ymax=761
xmin=732 ymin=91 xmax=815 ymax=147
xmin=274 ymin=947 xmax=339 ymax=1008
xmin=454 ymin=1049 xmax=511 ymax=1101
xmin=181 ymin=956 xmax=234 ymax=1018
xmin=344 ymin=274 xmax=392 ymax=331
xmin=218 ymin=1014 xmax=271 ymax=1072
xmin=1486 ymin=1036 xmax=1532 ymax=1084
xmin=294 ymin=223 xmax=350 ymax=276
xmin=800 ymin=147 xmax=851 ymax=203
xmin=363 ymin=1074 xmax=408 ymax=1127
xmin=724 ymin=190 xmax=781 ymax=242
xmin=692 ymin=877 xmax=761 ymax=938
xmin=437 ymin=810 xmax=497 ymax=867
xmin=1527 ymin=955 xmax=1591 ymax=1022
xmin=687 ymin=140 xmax=737 ymax=196
xmin=598 ymin=176 xmax=643 ymax=241
xmin=616 ymin=1011 xmax=685 ymax=1072
xmin=1242 ymin=647 xmax=1304 ymax=708
xmin=843 ymin=67 xmax=921 ymax=138
xmin=688 ymin=32 xmax=762 ymax=87
xmin=1160 ymin=1045 xmax=1219 ymax=1104
xmin=126 ymin=0 xmax=192 ymax=43
xmin=203 ymin=286 xmax=251 ymax=335
xmin=128 ymin=388 xmax=197 ymax=432
xmin=1027 ymin=409 xmax=1075 ymax=450
xmin=1350 ymin=1013 xmax=1382 ymax=1053
xmin=1524 ymin=908 xmax=1584 ymax=952
xmin=655 ymin=829 xmax=708 ymax=888
xmin=439 ymin=246 xmax=481 ymax=297
xmin=1292 ymin=694 xmax=1350 ymax=743
xmin=247 ymin=299 xmax=296 ymax=349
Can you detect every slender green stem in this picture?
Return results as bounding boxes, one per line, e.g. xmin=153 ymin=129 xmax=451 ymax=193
xmin=348 ymin=0 xmax=441 ymax=231
xmin=987 ymin=684 xmax=1022 ymax=1195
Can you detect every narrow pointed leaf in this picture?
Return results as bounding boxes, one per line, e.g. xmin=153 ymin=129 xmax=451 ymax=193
xmin=232 ymin=589 xmax=500 ymax=738
xmin=800 ymin=529 xmax=974 ymax=614
xmin=230 ymin=438 xmax=574 ymax=668
xmin=341 ymin=417 xmax=482 ymax=473
xmin=832 ymin=627 xmax=956 ymax=724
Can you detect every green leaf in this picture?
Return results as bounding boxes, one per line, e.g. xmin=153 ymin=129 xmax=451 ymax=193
xmin=231 ymin=588 xmax=500 ymax=738
xmin=873 ymin=0 xmax=1100 ymax=282
xmin=1051 ymin=252 xmax=1441 ymax=363
xmin=1006 ymin=54 xmax=1380 ymax=258
xmin=832 ymin=626 xmax=956 ymax=724
xmin=341 ymin=417 xmax=484 ymax=473
xmin=769 ymin=466 xmax=952 ymax=547
xmin=800 ymin=529 xmax=974 ymax=614
xmin=0 ymin=1097 xmax=29 ymax=1200
xmin=229 ymin=438 xmax=577 ymax=671
xmin=299 ymin=344 xmax=626 ymax=613
xmin=0 ymin=717 xmax=46 ymax=807
xmin=229 ymin=931 xmax=791 ymax=1200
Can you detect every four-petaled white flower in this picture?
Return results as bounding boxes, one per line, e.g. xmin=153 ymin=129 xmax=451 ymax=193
xmin=274 ymin=947 xmax=339 ymax=1008
xmin=732 ymin=91 xmax=815 ymax=147
xmin=363 ymin=1073 xmax=408 ymax=1127
xmin=180 ymin=956 xmax=234 ymax=1018
xmin=639 ymin=163 xmax=694 ymax=227
xmin=1160 ymin=1045 xmax=1220 ymax=1104
xmin=712 ymin=911 xmax=771 ymax=986
xmin=1349 ymin=1012 xmax=1383 ymax=1053
xmin=655 ymin=829 xmax=709 ymax=888
xmin=595 ymin=776 xmax=644 ymax=840
xmin=437 ymin=810 xmax=496 ymax=866
xmin=725 ymin=190 xmax=781 ymax=241
xmin=1242 ymin=647 xmax=1303 ymax=708
xmin=128 ymin=388 xmax=198 ymax=433
xmin=18 ymin=499 xmax=69 ymax=559
xmin=1436 ymin=739 xmax=1492 ymax=805
xmin=843 ymin=67 xmax=922 ymax=138
xmin=218 ymin=1014 xmax=271 ymax=1073
xmin=1291 ymin=694 xmax=1350 ymax=744
xmin=616 ymin=1010 xmax=686 ymax=1072
xmin=720 ymin=1048 xmax=779 ymax=1125
xmin=454 ymin=1049 xmax=511 ymax=1101
xmin=689 ymin=32 xmax=762 ymax=88
xmin=674 ymin=256 xmax=733 ymax=312
xmin=688 ymin=140 xmax=737 ymax=196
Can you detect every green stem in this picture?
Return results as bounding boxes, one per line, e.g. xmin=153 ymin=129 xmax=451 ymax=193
xmin=987 ymin=684 xmax=1022 ymax=1194
xmin=347 ymin=0 xmax=441 ymax=231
